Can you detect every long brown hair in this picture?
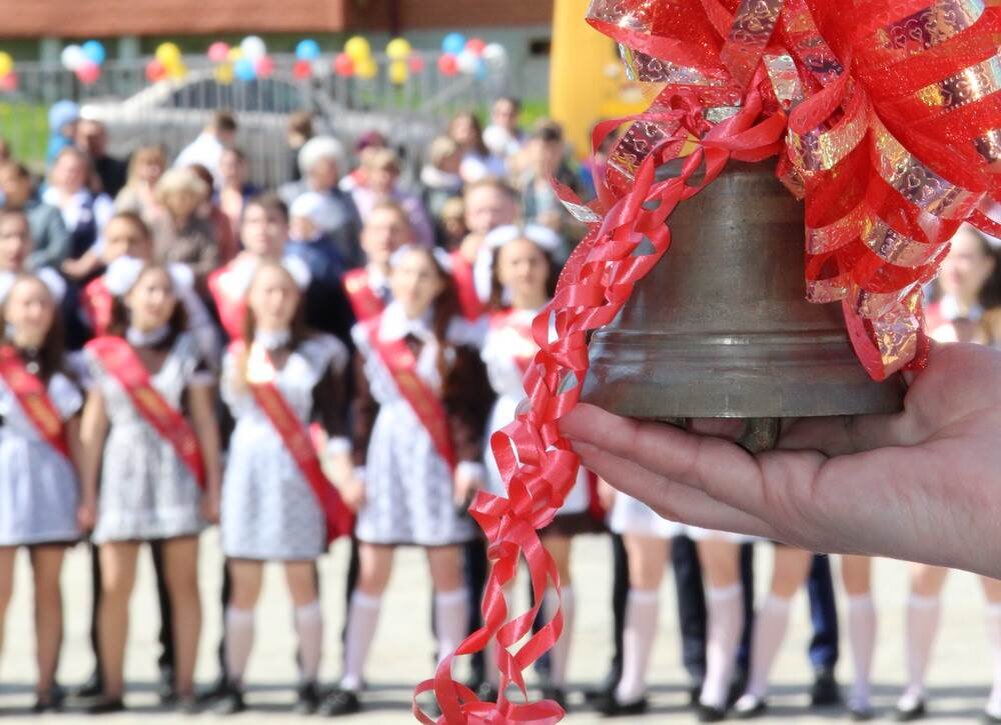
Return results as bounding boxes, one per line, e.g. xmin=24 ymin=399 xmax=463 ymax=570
xmin=0 ymin=274 xmax=68 ymax=382
xmin=487 ymin=236 xmax=559 ymax=311
xmin=107 ymin=263 xmax=188 ymax=347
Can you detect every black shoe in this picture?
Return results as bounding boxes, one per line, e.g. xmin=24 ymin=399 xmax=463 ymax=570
xmin=197 ymin=677 xmax=230 ymax=704
xmin=158 ymin=667 xmax=177 ymax=704
xmin=294 ymin=682 xmax=321 ymax=715
xmin=85 ymin=697 xmax=126 ymax=714
xmin=696 ymin=703 xmax=727 ymax=722
xmin=592 ymin=692 xmax=649 ymax=717
xmin=541 ymin=687 xmax=568 ymax=711
xmin=728 ymin=673 xmax=748 ymax=708
xmin=175 ymin=695 xmax=200 ymax=715
xmin=584 ymin=684 xmax=615 ymax=705
xmin=31 ymin=689 xmax=65 ymax=714
xmin=734 ymin=694 xmax=768 ymax=719
xmin=894 ymin=697 xmax=926 ymax=721
xmin=212 ymin=682 xmax=246 ymax=715
xmin=72 ymin=673 xmax=104 ymax=700
xmin=810 ymin=669 xmax=841 ymax=707
xmin=688 ymin=682 xmax=705 ymax=707
xmin=318 ymin=688 xmax=362 ymax=716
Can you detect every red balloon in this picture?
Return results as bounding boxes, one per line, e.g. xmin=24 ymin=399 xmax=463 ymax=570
xmin=146 ymin=59 xmax=167 ymax=82
xmin=407 ymin=54 xmax=426 ymax=74
xmin=437 ymin=53 xmax=458 ymax=77
xmin=0 ymin=73 xmax=17 ymax=93
xmin=76 ymin=61 xmax=101 ymax=85
xmin=293 ymin=59 xmax=313 ymax=80
xmin=256 ymin=55 xmax=275 ymax=78
xmin=333 ymin=52 xmax=354 ymax=77
xmin=465 ymin=38 xmax=487 ymax=56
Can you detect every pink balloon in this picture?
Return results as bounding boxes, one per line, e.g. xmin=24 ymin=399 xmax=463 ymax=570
xmin=207 ymin=41 xmax=230 ymax=63
xmin=0 ymin=73 xmax=17 ymax=93
xmin=408 ymin=54 xmax=426 ymax=74
xmin=333 ymin=53 xmax=354 ymax=77
xmin=465 ymin=38 xmax=486 ymax=56
xmin=146 ymin=59 xmax=167 ymax=82
xmin=76 ymin=60 xmax=101 ymax=85
xmin=256 ymin=55 xmax=275 ymax=78
xmin=437 ymin=53 xmax=458 ymax=77
xmin=293 ymin=59 xmax=313 ymax=80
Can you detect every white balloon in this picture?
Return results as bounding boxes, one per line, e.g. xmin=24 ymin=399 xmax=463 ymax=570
xmin=61 ymin=44 xmax=86 ymax=71
xmin=482 ymin=43 xmax=508 ymax=67
xmin=240 ymin=36 xmax=268 ymax=62
xmin=457 ymin=49 xmax=479 ymax=75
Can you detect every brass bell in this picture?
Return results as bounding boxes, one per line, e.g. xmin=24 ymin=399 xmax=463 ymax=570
xmin=581 ymin=161 xmax=905 ymax=449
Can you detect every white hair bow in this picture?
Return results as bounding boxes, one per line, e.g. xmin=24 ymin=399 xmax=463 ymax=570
xmin=104 ymin=256 xmax=196 ymax=297
xmin=0 ymin=267 xmax=68 ymax=306
xmin=473 ymin=224 xmax=563 ymax=303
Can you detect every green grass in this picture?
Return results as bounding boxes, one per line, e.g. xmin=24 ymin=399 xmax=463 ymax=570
xmin=0 ymin=102 xmax=48 ymax=170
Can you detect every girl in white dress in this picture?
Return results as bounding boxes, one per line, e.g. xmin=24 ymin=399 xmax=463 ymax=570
xmin=214 ymin=260 xmax=352 ymax=715
xmin=323 ymin=245 xmax=494 ymax=716
xmin=0 ymin=272 xmax=83 ymax=712
xmin=79 ymin=259 xmax=222 ymax=713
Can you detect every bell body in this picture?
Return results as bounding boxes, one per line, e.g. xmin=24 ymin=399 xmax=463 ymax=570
xmin=581 ymin=161 xmax=905 ymax=420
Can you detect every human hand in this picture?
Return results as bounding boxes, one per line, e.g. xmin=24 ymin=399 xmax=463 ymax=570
xmin=454 ymin=463 xmax=484 ymax=509
xmin=200 ymin=489 xmax=220 ymax=524
xmin=560 ymin=343 xmax=1001 ymax=578
xmin=342 ymin=478 xmax=366 ymax=513
xmin=77 ymin=498 xmax=96 ymax=531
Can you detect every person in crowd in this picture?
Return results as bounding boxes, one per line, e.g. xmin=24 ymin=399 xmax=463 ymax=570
xmin=286 ymin=111 xmax=315 ymax=183
xmin=483 ymin=97 xmax=525 ymax=165
xmin=438 ymin=197 xmax=468 ymax=252
xmin=420 ymin=136 xmax=465 ymax=231
xmin=78 ymin=259 xmax=221 ymax=713
xmin=448 ymin=112 xmax=506 ymax=184
xmin=187 ymin=163 xmax=238 ymax=266
xmin=149 ymin=168 xmax=219 ymax=290
xmin=279 ymin=136 xmax=364 ymax=269
xmin=0 ymin=272 xmax=82 ymax=713
xmin=0 ymin=210 xmax=33 ymax=276
xmin=218 ymin=147 xmax=260 ymax=249
xmin=341 ymin=132 xmax=389 ymax=194
xmin=288 ymin=192 xmax=347 ymax=284
xmin=113 ymin=144 xmax=168 ymax=222
xmin=212 ymin=261 xmax=352 ymax=715
xmin=342 ymin=201 xmax=413 ymax=323
xmin=892 ymin=224 xmax=1001 ymax=722
xmin=43 ymin=148 xmax=113 ymax=280
xmin=76 ymin=114 xmax=128 ymax=198
xmin=0 ymin=172 xmax=70 ymax=270
xmin=350 ymin=148 xmax=433 ymax=248
xmin=174 ymin=110 xmax=238 ymax=187
xmin=320 ymin=245 xmax=494 ymax=716
xmin=517 ymin=120 xmax=580 ymax=244
xmin=46 ymin=100 xmax=80 ymax=168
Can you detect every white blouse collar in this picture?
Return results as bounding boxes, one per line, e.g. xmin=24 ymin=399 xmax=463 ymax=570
xmin=379 ymin=301 xmax=435 ymax=342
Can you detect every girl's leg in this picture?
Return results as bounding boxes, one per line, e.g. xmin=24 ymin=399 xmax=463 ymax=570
xmin=29 ymin=546 xmax=67 ymax=699
xmin=696 ymin=539 xmax=743 ymax=711
xmin=841 ymin=555 xmax=875 ymax=711
xmin=161 ymin=537 xmax=201 ymax=698
xmin=541 ymin=534 xmax=574 ymax=690
xmin=980 ymin=576 xmax=1001 ymax=717
xmin=426 ymin=545 xmax=469 ymax=671
xmin=0 ymin=547 xmax=15 ymax=660
xmin=616 ymin=534 xmax=669 ymax=705
xmin=225 ymin=559 xmax=264 ymax=686
xmin=340 ymin=544 xmax=394 ymax=692
xmin=899 ymin=564 xmax=948 ymax=708
xmin=284 ymin=560 xmax=323 ymax=685
xmin=97 ymin=541 xmax=141 ymax=700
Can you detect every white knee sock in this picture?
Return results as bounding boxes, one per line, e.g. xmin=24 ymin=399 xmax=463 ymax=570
xmin=745 ymin=595 xmax=793 ymax=699
xmin=294 ymin=601 xmax=324 ymax=684
xmin=340 ymin=591 xmax=382 ymax=692
xmin=985 ymin=603 xmax=1001 ymax=717
xmin=847 ymin=594 xmax=877 ymax=705
xmin=902 ymin=594 xmax=941 ymax=700
xmin=224 ymin=606 xmax=256 ymax=685
xmin=544 ymin=586 xmax=575 ymax=688
xmin=700 ymin=584 xmax=744 ymax=710
xmin=615 ymin=589 xmax=660 ymax=704
xmin=434 ymin=589 xmax=469 ymax=667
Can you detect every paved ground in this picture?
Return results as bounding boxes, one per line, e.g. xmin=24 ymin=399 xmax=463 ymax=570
xmin=0 ymin=531 xmax=994 ymax=722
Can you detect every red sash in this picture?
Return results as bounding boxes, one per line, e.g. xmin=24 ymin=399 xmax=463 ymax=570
xmin=82 ymin=277 xmax=114 ymax=337
xmin=343 ymin=268 xmax=386 ymax=322
xmin=208 ymin=265 xmax=248 ymax=341
xmin=450 ymin=250 xmax=485 ymax=321
xmin=233 ymin=341 xmax=353 ymax=544
xmin=366 ymin=319 xmax=457 ymax=470
xmin=86 ymin=336 xmax=205 ymax=487
xmin=0 ymin=346 xmax=70 ymax=459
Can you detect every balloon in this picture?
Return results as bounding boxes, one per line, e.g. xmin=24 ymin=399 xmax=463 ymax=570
xmin=215 ymin=63 xmax=234 ymax=85
xmin=355 ymin=56 xmax=378 ymax=80
xmin=482 ymin=43 xmax=508 ymax=67
xmin=255 ymin=55 xmax=275 ymax=78
xmin=333 ymin=53 xmax=354 ymax=77
xmin=227 ymin=47 xmax=244 ymax=63
xmin=408 ymin=53 xmax=426 ymax=74
xmin=0 ymin=53 xmax=13 ymax=78
xmin=456 ymin=49 xmax=479 ymax=75
xmin=82 ymin=40 xmax=106 ymax=65
xmin=155 ymin=42 xmax=182 ymax=68
xmin=296 ymin=39 xmax=321 ymax=61
xmin=167 ymin=62 xmax=188 ymax=80
xmin=344 ymin=36 xmax=371 ymax=62
xmin=207 ymin=41 xmax=230 ymax=63
xmin=293 ymin=59 xmax=313 ymax=79
xmin=441 ymin=32 xmax=466 ymax=56
xmin=0 ymin=73 xmax=18 ymax=93
xmin=465 ymin=38 xmax=486 ymax=56
xmin=61 ymin=45 xmax=86 ymax=71
xmin=240 ymin=36 xmax=267 ymax=62
xmin=474 ymin=57 xmax=489 ymax=80
xmin=386 ymin=38 xmax=412 ymax=61
xmin=437 ymin=53 xmax=458 ymax=77
xmin=76 ymin=60 xmax=101 ymax=85
xmin=145 ymin=59 xmax=167 ymax=82
xmin=388 ymin=60 xmax=409 ymax=85
xmin=234 ymin=57 xmax=256 ymax=81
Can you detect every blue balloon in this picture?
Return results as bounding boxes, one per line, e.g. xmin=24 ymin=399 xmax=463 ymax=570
xmin=82 ymin=40 xmax=106 ymax=66
xmin=296 ymin=39 xmax=321 ymax=61
xmin=234 ymin=57 xmax=256 ymax=81
xmin=441 ymin=32 xmax=466 ymax=56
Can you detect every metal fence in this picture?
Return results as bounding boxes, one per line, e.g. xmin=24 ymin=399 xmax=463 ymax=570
xmin=0 ymin=53 xmax=510 ymax=189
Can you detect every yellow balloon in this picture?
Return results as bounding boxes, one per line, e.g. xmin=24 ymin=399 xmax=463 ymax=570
xmin=0 ymin=53 xmax=13 ymax=77
xmin=388 ymin=59 xmax=409 ymax=85
xmin=345 ymin=36 xmax=372 ymax=62
xmin=155 ymin=42 xmax=182 ymax=67
xmin=227 ymin=47 xmax=245 ymax=63
xmin=355 ymin=57 xmax=378 ymax=80
xmin=215 ymin=64 xmax=234 ymax=85
xmin=168 ymin=62 xmax=188 ymax=80
xmin=386 ymin=38 xmax=412 ymax=62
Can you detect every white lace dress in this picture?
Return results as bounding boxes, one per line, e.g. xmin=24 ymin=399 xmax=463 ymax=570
xmin=86 ymin=333 xmax=210 ymax=544
xmin=0 ymin=371 xmax=83 ymax=546
xmin=220 ymin=335 xmax=349 ymax=561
